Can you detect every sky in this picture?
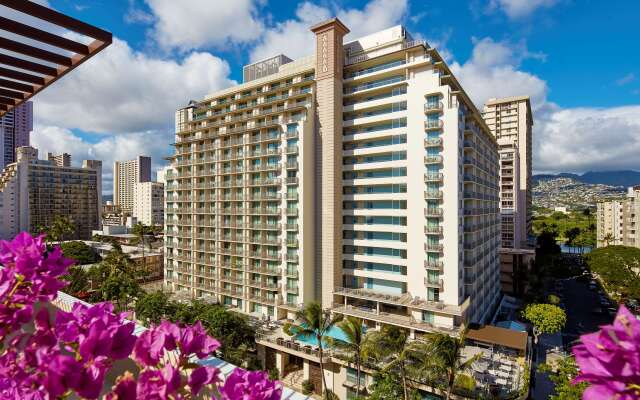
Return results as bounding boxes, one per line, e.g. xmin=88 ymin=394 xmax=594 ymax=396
xmin=11 ymin=0 xmax=640 ymax=194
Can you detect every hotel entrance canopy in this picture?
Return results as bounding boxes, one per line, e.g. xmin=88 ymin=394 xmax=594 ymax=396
xmin=0 ymin=0 xmax=112 ymax=116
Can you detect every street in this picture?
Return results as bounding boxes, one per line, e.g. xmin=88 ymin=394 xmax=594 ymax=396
xmin=560 ymin=276 xmax=614 ymax=349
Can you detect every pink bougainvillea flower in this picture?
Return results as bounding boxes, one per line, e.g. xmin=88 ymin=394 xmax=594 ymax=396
xmin=573 ymin=305 xmax=640 ymax=399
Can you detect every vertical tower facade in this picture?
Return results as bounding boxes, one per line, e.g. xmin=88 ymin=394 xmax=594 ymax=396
xmin=0 ymin=101 xmax=32 ymax=170
xmin=165 ymin=21 xmax=501 ymax=330
xmin=483 ymin=96 xmax=533 ymax=247
xmin=114 ymin=156 xmax=152 ymax=214
xmin=311 ymin=19 xmax=350 ymax=308
xmin=0 ymin=147 xmax=101 ymax=240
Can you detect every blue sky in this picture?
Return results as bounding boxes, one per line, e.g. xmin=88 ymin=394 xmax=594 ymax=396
xmin=20 ymin=0 xmax=640 ymax=193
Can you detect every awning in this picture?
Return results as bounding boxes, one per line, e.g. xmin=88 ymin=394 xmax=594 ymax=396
xmin=466 ymin=325 xmax=528 ymax=352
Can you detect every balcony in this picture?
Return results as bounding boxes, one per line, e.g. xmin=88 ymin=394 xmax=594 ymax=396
xmin=424 ymin=101 xmax=444 ymax=113
xmin=286 ymin=161 xmax=299 ymax=170
xmin=286 ymin=177 xmax=299 ymax=185
xmin=424 ymin=225 xmax=443 ymax=235
xmin=424 ymin=190 xmax=443 ymax=200
xmin=285 ymin=223 xmax=299 ymax=231
xmin=424 ymin=260 xmax=444 ymax=272
xmin=424 ymin=137 xmax=443 ymax=148
xmin=285 ymin=146 xmax=299 ymax=154
xmin=424 ymin=155 xmax=443 ymax=164
xmin=424 ymin=243 xmax=443 ymax=252
xmin=424 ymin=278 xmax=444 ymax=290
xmin=286 ymin=208 xmax=299 ymax=217
xmin=424 ymin=119 xmax=443 ymax=130
xmin=424 ymin=208 xmax=443 ymax=217
xmin=424 ymin=173 xmax=443 ymax=182
xmin=285 ymin=254 xmax=299 ymax=263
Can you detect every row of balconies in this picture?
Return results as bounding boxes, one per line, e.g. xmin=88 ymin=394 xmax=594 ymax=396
xmin=195 ymin=78 xmax=311 ymax=112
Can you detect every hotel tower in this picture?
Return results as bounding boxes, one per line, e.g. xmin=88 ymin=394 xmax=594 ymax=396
xmin=164 ymin=20 xmax=501 ymax=334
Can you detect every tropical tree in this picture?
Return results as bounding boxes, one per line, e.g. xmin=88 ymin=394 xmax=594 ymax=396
xmin=88 ymin=243 xmax=142 ymax=310
xmin=603 ymin=232 xmax=614 ymax=247
xmin=368 ymin=372 xmax=420 ymax=400
xmin=422 ymin=332 xmax=480 ymax=400
xmin=362 ymin=325 xmax=429 ymax=400
xmin=38 ymin=215 xmax=75 ymax=244
xmin=565 ymin=227 xmax=581 ymax=246
xmin=284 ymin=302 xmax=343 ymax=398
xmin=329 ymin=317 xmax=366 ymax=398
xmin=59 ymin=241 xmax=101 ymax=265
xmin=134 ymin=290 xmax=176 ymax=325
xmin=131 ymin=223 xmax=156 ymax=277
xmin=585 ymin=246 xmax=640 ymax=299
xmin=538 ymin=356 xmax=587 ymax=400
xmin=522 ymin=303 xmax=567 ymax=343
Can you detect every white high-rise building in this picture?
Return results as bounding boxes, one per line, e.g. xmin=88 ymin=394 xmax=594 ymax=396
xmin=133 ymin=181 xmax=164 ymax=227
xmin=0 ymin=101 xmax=32 ymax=170
xmin=165 ymin=20 xmax=500 ymax=330
xmin=482 ymin=96 xmax=533 ymax=245
xmin=113 ymin=156 xmax=151 ymax=214
xmin=0 ymin=147 xmax=101 ymax=240
xmin=597 ymin=199 xmax=624 ymax=247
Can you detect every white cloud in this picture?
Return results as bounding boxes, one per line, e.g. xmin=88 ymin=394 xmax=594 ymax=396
xmin=447 ymin=36 xmax=640 ymax=174
xmin=250 ymin=0 xmax=408 ymax=62
xmin=33 ymin=37 xmax=235 ymax=133
xmin=141 ymin=0 xmax=264 ymax=51
xmin=487 ymin=0 xmax=559 ymax=19
xmin=616 ymin=73 xmax=636 ymax=86
xmin=536 ymin=106 xmax=640 ymax=172
xmin=31 ymin=125 xmax=172 ymax=194
xmin=450 ymin=37 xmax=548 ymax=109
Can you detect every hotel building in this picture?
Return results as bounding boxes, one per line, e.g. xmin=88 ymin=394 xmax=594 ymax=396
xmin=0 ymin=101 xmax=32 ymax=170
xmin=133 ymin=181 xmax=165 ymax=227
xmin=114 ymin=156 xmax=151 ymax=214
xmin=165 ymin=19 xmax=501 ymax=332
xmin=0 ymin=146 xmax=102 ymax=240
xmin=482 ymin=97 xmax=535 ymax=296
xmin=596 ymin=199 xmax=624 ymax=247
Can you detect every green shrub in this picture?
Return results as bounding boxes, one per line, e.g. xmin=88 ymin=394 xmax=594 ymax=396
xmin=301 ymin=380 xmax=314 ymax=395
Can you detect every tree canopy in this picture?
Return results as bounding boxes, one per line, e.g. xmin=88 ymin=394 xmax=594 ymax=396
xmin=59 ymin=241 xmax=101 ymax=265
xmin=522 ymin=303 xmax=566 ymax=342
xmin=584 ymin=246 xmax=640 ymax=300
xmin=538 ymin=356 xmax=587 ymax=400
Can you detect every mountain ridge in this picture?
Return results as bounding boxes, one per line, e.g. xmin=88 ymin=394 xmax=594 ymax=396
xmin=533 ymin=170 xmax=640 ymax=187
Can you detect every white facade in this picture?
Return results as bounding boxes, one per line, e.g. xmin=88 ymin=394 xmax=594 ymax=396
xmin=133 ymin=181 xmax=164 ymax=226
xmin=165 ymin=22 xmax=501 ymax=330
xmin=113 ymin=156 xmax=151 ymax=214
xmin=483 ymin=96 xmax=533 ymax=248
xmin=0 ymin=146 xmax=101 ymax=240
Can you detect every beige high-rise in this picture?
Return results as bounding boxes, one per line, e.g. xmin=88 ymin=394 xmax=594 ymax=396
xmin=165 ymin=21 xmax=501 ymax=330
xmin=0 ymin=147 xmax=101 ymax=240
xmin=597 ymin=199 xmax=624 ymax=247
xmin=483 ymin=96 xmax=533 ymax=247
xmin=114 ymin=156 xmax=151 ymax=214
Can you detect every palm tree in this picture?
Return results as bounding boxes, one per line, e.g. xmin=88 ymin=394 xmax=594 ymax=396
xmin=132 ymin=223 xmax=156 ymax=279
xmin=362 ymin=325 xmax=428 ymax=400
xmin=284 ymin=302 xmax=343 ymax=398
xmin=423 ymin=332 xmax=479 ymax=400
xmin=603 ymin=232 xmax=613 ymax=247
xmin=329 ymin=317 xmax=366 ymax=398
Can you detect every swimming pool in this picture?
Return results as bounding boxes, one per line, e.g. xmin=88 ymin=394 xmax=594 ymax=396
xmin=293 ymin=325 xmax=352 ymax=348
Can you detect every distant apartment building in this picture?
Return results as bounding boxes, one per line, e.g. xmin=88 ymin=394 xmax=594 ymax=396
xmin=133 ymin=181 xmax=164 ymax=226
xmin=47 ymin=152 xmax=71 ymax=167
xmin=0 ymin=147 xmax=102 ymax=240
xmin=102 ymin=201 xmax=126 ymax=227
xmin=0 ymin=101 xmax=32 ymax=170
xmin=483 ymin=96 xmax=535 ymax=296
xmin=165 ymin=20 xmax=501 ymax=338
xmin=113 ymin=156 xmax=151 ymax=214
xmin=597 ymin=199 xmax=624 ymax=247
